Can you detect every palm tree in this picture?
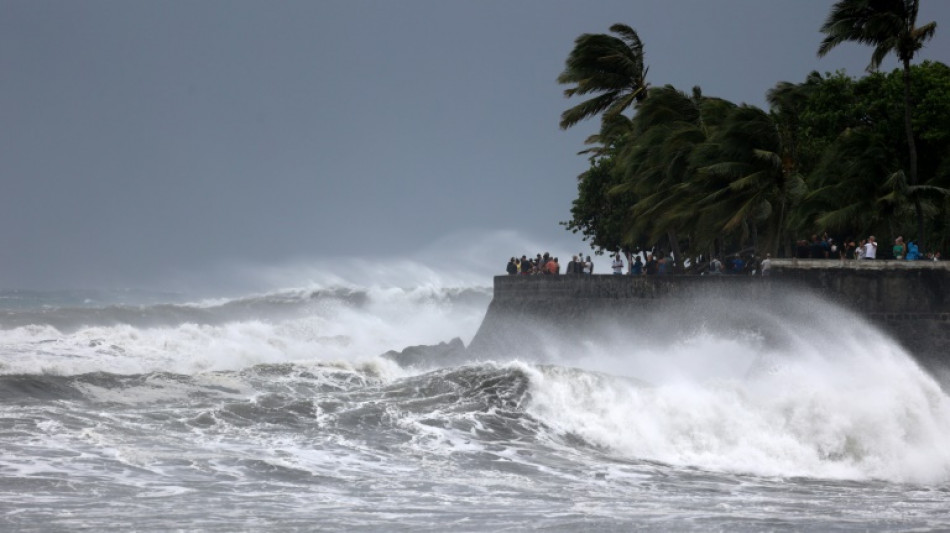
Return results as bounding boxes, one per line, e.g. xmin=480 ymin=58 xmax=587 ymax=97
xmin=577 ymin=113 xmax=635 ymax=158
xmin=611 ymin=86 xmax=736 ymax=266
xmin=558 ymin=23 xmax=648 ymax=130
xmin=694 ymin=105 xmax=801 ymax=257
xmin=818 ymin=0 xmax=937 ymax=249
xmin=802 ymin=127 xmax=904 ymax=240
xmin=766 ymin=79 xmax=814 ymax=255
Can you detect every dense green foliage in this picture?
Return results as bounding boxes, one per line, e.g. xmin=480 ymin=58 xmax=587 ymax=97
xmin=818 ymin=0 xmax=938 ymax=248
xmin=561 ymin=20 xmax=950 ymax=261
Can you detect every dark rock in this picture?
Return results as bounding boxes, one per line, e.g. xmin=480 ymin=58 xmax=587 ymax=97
xmin=381 ymin=337 xmax=467 ymax=368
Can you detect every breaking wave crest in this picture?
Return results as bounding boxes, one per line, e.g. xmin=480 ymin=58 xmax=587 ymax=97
xmin=0 ymin=285 xmax=491 ymax=376
xmin=5 ymin=356 xmax=949 ymax=485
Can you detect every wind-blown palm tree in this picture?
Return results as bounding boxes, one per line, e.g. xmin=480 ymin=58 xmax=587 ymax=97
xmin=613 ymin=86 xmax=703 ymax=267
xmin=803 ymin=127 xmax=903 ymax=239
xmin=612 ymin=86 xmax=736 ymax=266
xmin=577 ymin=113 xmax=635 ymax=158
xmin=694 ymin=105 xmax=802 ymax=257
xmin=818 ymin=0 xmax=937 ymax=249
xmin=558 ymin=23 xmax=648 ymax=130
xmin=766 ymin=79 xmax=814 ymax=255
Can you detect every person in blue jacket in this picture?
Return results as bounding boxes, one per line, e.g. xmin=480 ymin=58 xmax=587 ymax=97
xmin=906 ymin=241 xmax=921 ymax=260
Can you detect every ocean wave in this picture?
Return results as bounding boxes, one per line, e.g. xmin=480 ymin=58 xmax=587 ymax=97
xmin=0 ymin=286 xmax=491 ymax=331
xmin=3 ymin=278 xmax=950 ymax=486
xmin=521 ymin=347 xmax=950 ymax=484
xmin=0 ymin=285 xmax=492 ymax=376
xmin=3 ymin=353 xmax=950 ymax=487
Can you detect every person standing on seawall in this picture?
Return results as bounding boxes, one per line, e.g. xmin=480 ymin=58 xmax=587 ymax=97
xmin=842 ymin=240 xmax=856 ymax=260
xmin=645 ymin=254 xmax=658 ymax=276
xmin=893 ymin=236 xmax=906 ymax=260
xmin=631 ymin=255 xmax=644 ymax=275
xmin=760 ymin=254 xmax=772 ymax=276
xmin=863 ymin=236 xmax=877 ymax=259
xmin=506 ymin=257 xmax=518 ymax=275
xmin=611 ymin=253 xmax=624 ymax=275
xmin=906 ymin=240 xmax=921 ymax=260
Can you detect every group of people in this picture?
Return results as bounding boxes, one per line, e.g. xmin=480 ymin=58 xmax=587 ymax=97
xmin=886 ymin=236 xmax=942 ymax=260
xmin=505 ymin=251 xmax=678 ymax=276
xmin=705 ymin=254 xmax=768 ymax=276
xmin=796 ymin=233 xmax=941 ymax=261
xmin=506 ymin=253 xmax=593 ymax=275
xmin=622 ymin=252 xmax=674 ymax=276
xmin=505 ymin=234 xmax=943 ymax=277
xmin=794 ymin=233 xmax=843 ymax=259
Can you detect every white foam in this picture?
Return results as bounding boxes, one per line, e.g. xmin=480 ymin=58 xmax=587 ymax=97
xmin=0 ymin=284 xmax=489 ymax=376
xmin=522 ymin=308 xmax=950 ymax=484
xmin=0 ymin=229 xmax=580 ymax=377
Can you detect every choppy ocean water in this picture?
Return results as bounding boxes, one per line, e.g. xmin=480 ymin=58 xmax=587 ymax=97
xmin=1 ymin=284 xmax=950 ymax=531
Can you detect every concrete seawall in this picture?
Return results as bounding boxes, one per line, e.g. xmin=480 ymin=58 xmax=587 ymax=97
xmin=469 ymin=259 xmax=950 ymax=373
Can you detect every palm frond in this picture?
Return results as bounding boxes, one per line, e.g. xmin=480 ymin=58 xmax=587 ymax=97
xmin=558 ymin=24 xmax=649 ymax=130
xmin=559 ymin=92 xmax=619 ymax=129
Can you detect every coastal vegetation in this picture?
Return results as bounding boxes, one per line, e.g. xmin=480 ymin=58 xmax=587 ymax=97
xmin=561 ymin=0 xmax=950 ymax=265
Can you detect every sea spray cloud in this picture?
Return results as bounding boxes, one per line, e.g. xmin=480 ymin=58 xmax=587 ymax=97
xmin=187 ymin=229 xmax=592 ymax=295
xmin=0 ymin=285 xmax=491 ymax=376
xmin=517 ymin=291 xmax=950 ymax=484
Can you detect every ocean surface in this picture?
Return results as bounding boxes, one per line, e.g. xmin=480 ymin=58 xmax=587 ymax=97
xmin=1 ymin=283 xmax=950 ymax=531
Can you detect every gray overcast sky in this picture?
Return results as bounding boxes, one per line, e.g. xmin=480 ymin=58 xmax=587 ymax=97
xmin=2 ymin=1 xmax=949 ymax=292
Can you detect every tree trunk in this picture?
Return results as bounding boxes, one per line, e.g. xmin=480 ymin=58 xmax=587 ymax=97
xmin=903 ymin=58 xmax=925 ymax=251
xmin=771 ymin=186 xmax=788 ymax=258
xmin=750 ymin=218 xmax=758 ymax=253
xmin=667 ymin=229 xmax=685 ymax=274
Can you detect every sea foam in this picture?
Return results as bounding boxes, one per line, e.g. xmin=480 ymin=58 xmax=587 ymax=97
xmin=521 ymin=294 xmax=950 ymax=484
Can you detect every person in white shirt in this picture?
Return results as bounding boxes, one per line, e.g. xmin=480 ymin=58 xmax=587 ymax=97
xmin=863 ymin=236 xmax=877 ymax=259
xmin=611 ymin=253 xmax=624 ymax=275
